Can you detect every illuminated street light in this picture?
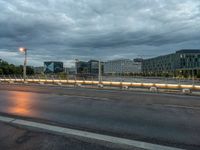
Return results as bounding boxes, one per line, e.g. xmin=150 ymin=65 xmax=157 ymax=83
xmin=19 ymin=47 xmax=27 ymax=81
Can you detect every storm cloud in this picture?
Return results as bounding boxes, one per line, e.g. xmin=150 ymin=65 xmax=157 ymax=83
xmin=0 ymin=0 xmax=200 ymax=66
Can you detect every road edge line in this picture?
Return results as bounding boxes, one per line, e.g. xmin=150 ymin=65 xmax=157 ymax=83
xmin=0 ymin=115 xmax=184 ymax=150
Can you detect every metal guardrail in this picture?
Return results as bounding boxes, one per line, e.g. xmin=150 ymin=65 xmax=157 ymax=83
xmin=1 ymin=78 xmax=200 ymax=90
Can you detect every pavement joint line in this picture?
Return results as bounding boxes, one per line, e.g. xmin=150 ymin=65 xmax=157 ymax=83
xmin=0 ymin=115 xmax=184 ymax=150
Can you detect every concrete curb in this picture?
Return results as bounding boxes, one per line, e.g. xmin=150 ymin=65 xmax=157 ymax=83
xmin=0 ymin=115 xmax=184 ymax=150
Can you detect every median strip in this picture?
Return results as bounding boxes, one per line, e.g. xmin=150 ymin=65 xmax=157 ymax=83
xmin=0 ymin=115 xmax=184 ymax=150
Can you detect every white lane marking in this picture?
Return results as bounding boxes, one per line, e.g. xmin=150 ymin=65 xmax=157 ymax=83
xmin=0 ymin=116 xmax=15 ymax=122
xmin=155 ymin=104 xmax=200 ymax=110
xmin=63 ymin=95 xmax=110 ymax=101
xmin=0 ymin=115 xmax=184 ymax=150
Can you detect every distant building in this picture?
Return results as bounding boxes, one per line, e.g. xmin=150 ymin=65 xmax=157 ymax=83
xmin=142 ymin=49 xmax=200 ymax=77
xmin=33 ymin=67 xmax=44 ymax=74
xmin=88 ymin=60 xmax=99 ymax=75
xmin=76 ymin=61 xmax=89 ymax=75
xmin=88 ymin=60 xmax=104 ymax=75
xmin=65 ymin=67 xmax=76 ymax=75
xmin=76 ymin=60 xmax=104 ymax=76
xmin=44 ymin=61 xmax=64 ymax=74
xmin=104 ymin=59 xmax=142 ymax=74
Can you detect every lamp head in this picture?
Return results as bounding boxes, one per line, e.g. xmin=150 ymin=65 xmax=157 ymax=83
xmin=19 ymin=47 xmax=27 ymax=52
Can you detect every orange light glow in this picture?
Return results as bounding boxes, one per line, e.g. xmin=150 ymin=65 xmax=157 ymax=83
xmin=8 ymin=91 xmax=36 ymax=116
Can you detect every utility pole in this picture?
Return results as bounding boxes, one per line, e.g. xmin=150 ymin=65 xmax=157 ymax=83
xmin=24 ymin=50 xmax=27 ymax=81
xmin=192 ymin=69 xmax=195 ymax=85
xmin=121 ymin=61 xmax=124 ymax=82
xmin=75 ymin=59 xmax=79 ymax=76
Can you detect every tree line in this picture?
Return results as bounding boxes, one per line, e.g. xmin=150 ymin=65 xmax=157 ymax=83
xmin=0 ymin=59 xmax=34 ymax=75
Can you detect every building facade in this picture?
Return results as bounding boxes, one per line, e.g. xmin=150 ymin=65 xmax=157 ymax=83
xmin=76 ymin=60 xmax=104 ymax=76
xmin=76 ymin=61 xmax=89 ymax=75
xmin=65 ymin=67 xmax=76 ymax=75
xmin=88 ymin=60 xmax=104 ymax=75
xmin=142 ymin=49 xmax=200 ymax=77
xmin=88 ymin=60 xmax=99 ymax=75
xmin=44 ymin=61 xmax=64 ymax=74
xmin=104 ymin=59 xmax=142 ymax=74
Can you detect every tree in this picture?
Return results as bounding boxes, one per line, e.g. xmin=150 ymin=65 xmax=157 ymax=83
xmin=0 ymin=68 xmax=3 ymax=75
xmin=26 ymin=66 xmax=34 ymax=75
xmin=0 ymin=59 xmax=34 ymax=75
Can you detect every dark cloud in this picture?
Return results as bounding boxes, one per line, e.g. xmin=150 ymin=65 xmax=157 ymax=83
xmin=0 ymin=0 xmax=200 ymax=66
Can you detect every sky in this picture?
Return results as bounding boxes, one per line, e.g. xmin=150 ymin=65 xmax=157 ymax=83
xmin=0 ymin=0 xmax=200 ymax=67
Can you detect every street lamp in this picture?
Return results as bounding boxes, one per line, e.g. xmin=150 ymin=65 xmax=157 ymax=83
xmin=98 ymin=59 xmax=102 ymax=83
xmin=19 ymin=47 xmax=27 ymax=81
xmin=75 ymin=59 xmax=79 ymax=75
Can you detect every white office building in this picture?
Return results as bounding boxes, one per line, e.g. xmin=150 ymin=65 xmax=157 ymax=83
xmin=104 ymin=59 xmax=142 ymax=74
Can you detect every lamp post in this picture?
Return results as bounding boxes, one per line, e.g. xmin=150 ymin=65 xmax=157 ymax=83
xmin=121 ymin=61 xmax=124 ymax=82
xmin=19 ymin=47 xmax=27 ymax=81
xmin=98 ymin=60 xmax=102 ymax=83
xmin=75 ymin=59 xmax=79 ymax=76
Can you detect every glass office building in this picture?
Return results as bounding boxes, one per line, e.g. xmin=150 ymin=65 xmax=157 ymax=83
xmin=104 ymin=59 xmax=142 ymax=74
xmin=76 ymin=60 xmax=104 ymax=76
xmin=44 ymin=61 xmax=64 ymax=74
xmin=142 ymin=49 xmax=200 ymax=77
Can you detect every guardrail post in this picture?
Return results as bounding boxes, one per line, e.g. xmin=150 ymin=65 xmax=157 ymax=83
xmin=9 ymin=75 xmax=14 ymax=84
xmin=44 ymin=75 xmax=47 ymax=83
xmin=58 ymin=76 xmax=62 ymax=86
xmin=91 ymin=76 xmax=93 ymax=86
xmin=193 ymin=77 xmax=195 ymax=86
xmin=75 ymin=76 xmax=77 ymax=86
xmin=52 ymin=75 xmax=54 ymax=84
xmin=20 ymin=75 xmax=22 ymax=82
xmin=14 ymin=75 xmax=17 ymax=82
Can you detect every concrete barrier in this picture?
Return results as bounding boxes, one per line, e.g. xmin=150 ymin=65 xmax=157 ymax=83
xmin=1 ymin=78 xmax=200 ymax=91
xmin=182 ymin=88 xmax=191 ymax=94
xmin=57 ymin=82 xmax=62 ymax=86
xmin=75 ymin=83 xmax=82 ymax=87
xmin=97 ymin=84 xmax=104 ymax=88
xmin=39 ymin=82 xmax=44 ymax=85
xmin=122 ymin=86 xmax=129 ymax=90
xmin=9 ymin=80 xmax=14 ymax=84
xmin=150 ymin=87 xmax=158 ymax=92
xmin=24 ymin=81 xmax=28 ymax=84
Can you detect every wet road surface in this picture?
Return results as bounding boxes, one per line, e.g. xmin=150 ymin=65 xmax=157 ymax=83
xmin=0 ymin=84 xmax=200 ymax=149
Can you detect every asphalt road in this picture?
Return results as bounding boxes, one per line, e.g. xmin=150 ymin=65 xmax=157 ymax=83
xmin=0 ymin=84 xmax=200 ymax=149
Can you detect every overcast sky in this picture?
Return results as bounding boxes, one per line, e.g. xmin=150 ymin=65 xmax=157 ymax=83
xmin=0 ymin=0 xmax=200 ymax=67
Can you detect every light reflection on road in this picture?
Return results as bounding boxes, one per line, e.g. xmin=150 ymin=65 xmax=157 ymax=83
xmin=7 ymin=91 xmax=38 ymax=116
